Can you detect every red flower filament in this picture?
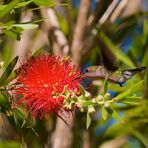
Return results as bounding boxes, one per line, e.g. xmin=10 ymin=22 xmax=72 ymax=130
xmin=13 ymin=54 xmax=81 ymax=119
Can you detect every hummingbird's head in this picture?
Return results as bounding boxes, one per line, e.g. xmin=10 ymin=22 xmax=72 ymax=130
xmin=122 ymin=71 xmax=132 ymax=80
xmin=83 ymin=66 xmax=98 ymax=73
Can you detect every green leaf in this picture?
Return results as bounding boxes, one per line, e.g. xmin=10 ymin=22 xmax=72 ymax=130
xmin=132 ymin=130 xmax=148 ymax=148
xmin=14 ymin=0 xmax=33 ymax=8
xmin=13 ymin=110 xmax=18 ymax=125
xmin=142 ymin=46 xmax=148 ymax=66
xmin=21 ymin=117 xmax=27 ymax=128
xmin=32 ymin=47 xmax=44 ymax=58
xmin=0 ymin=56 xmax=18 ymax=87
xmin=143 ymin=19 xmax=148 ymax=37
xmin=79 ymin=100 xmax=92 ymax=107
xmin=0 ymin=22 xmax=38 ymax=30
xmin=2 ymin=24 xmax=36 ymax=40
xmin=0 ymin=140 xmax=20 ymax=148
xmin=121 ymin=96 xmax=142 ymax=105
xmin=3 ymin=29 xmax=20 ymax=40
xmin=32 ymin=0 xmax=55 ymax=6
xmin=102 ymin=107 xmax=108 ymax=120
xmin=4 ymin=71 xmax=18 ymax=85
xmin=112 ymin=110 xmax=121 ymax=121
xmin=0 ymin=21 xmax=15 ymax=28
xmin=0 ymin=5 xmax=7 ymax=11
xmin=121 ymin=101 xmax=140 ymax=105
xmin=0 ymin=0 xmax=21 ymax=19
xmin=103 ymin=74 xmax=109 ymax=96
xmin=32 ymin=0 xmax=61 ymax=6
xmin=0 ymin=90 xmax=11 ymax=111
xmin=79 ymin=84 xmax=85 ymax=95
xmin=86 ymin=111 xmax=91 ymax=129
xmin=12 ymin=23 xmax=38 ymax=30
xmin=110 ymin=80 xmax=143 ymax=103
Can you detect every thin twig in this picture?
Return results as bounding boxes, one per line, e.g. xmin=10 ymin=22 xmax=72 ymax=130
xmin=87 ymin=0 xmax=112 ymax=28
xmin=110 ymin=0 xmax=128 ymax=23
xmin=99 ymin=0 xmax=120 ymax=25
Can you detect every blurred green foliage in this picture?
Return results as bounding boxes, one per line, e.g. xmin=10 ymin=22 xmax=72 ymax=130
xmin=0 ymin=0 xmax=148 ymax=148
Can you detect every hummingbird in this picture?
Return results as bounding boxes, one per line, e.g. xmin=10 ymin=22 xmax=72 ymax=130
xmin=82 ymin=65 xmax=146 ymax=87
xmin=80 ymin=37 xmax=146 ymax=87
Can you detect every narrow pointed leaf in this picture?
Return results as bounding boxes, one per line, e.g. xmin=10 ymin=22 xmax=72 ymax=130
xmin=132 ymin=130 xmax=148 ymax=148
xmin=0 ymin=90 xmax=11 ymax=110
xmin=21 ymin=118 xmax=27 ymax=128
xmin=12 ymin=24 xmax=38 ymax=30
xmin=102 ymin=107 xmax=108 ymax=120
xmin=13 ymin=110 xmax=18 ymax=125
xmin=0 ymin=0 xmax=20 ymax=19
xmin=110 ymin=80 xmax=143 ymax=103
xmin=103 ymin=74 xmax=109 ymax=96
xmin=32 ymin=0 xmax=66 ymax=7
xmin=0 ymin=56 xmax=18 ymax=87
xmin=14 ymin=0 xmax=33 ymax=8
xmin=121 ymin=101 xmax=140 ymax=105
xmin=86 ymin=111 xmax=91 ymax=129
xmin=32 ymin=47 xmax=44 ymax=58
xmin=79 ymin=84 xmax=86 ymax=95
xmin=121 ymin=96 xmax=142 ymax=105
xmin=112 ymin=110 xmax=121 ymax=121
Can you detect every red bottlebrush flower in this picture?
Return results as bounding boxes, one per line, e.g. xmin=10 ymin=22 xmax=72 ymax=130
xmin=13 ymin=54 xmax=81 ymax=119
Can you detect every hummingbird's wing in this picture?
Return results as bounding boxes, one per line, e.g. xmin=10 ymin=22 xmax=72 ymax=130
xmin=98 ymin=38 xmax=119 ymax=71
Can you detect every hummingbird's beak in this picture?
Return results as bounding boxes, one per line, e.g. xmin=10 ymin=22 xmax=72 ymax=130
xmin=137 ymin=66 xmax=146 ymax=71
xmin=71 ymin=74 xmax=86 ymax=82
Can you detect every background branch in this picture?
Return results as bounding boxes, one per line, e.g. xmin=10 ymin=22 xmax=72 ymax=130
xmin=40 ymin=8 xmax=69 ymax=56
xmin=71 ymin=0 xmax=91 ymax=64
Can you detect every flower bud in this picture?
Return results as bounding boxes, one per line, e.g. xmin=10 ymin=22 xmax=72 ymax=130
xmin=104 ymin=93 xmax=110 ymax=100
xmin=92 ymin=98 xmax=97 ymax=103
xmin=84 ymin=91 xmax=91 ymax=99
xmin=75 ymin=102 xmax=81 ymax=109
xmin=80 ymin=108 xmax=84 ymax=112
xmin=104 ymin=103 xmax=110 ymax=108
xmin=97 ymin=95 xmax=104 ymax=101
xmin=88 ymin=105 xmax=95 ymax=114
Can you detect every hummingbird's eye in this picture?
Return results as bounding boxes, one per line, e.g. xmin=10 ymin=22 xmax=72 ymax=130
xmin=85 ymin=69 xmax=89 ymax=73
xmin=123 ymin=71 xmax=131 ymax=76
